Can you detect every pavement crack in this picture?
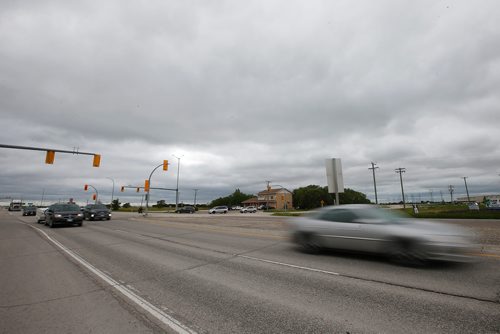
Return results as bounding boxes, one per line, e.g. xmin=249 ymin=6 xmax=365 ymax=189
xmin=0 ymin=288 xmax=104 ymax=309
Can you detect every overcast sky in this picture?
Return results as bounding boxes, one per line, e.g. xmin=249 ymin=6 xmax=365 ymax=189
xmin=1 ymin=0 xmax=499 ymax=205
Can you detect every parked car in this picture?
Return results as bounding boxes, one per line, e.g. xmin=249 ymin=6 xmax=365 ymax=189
xmin=240 ymin=206 xmax=257 ymax=213
xmin=22 ymin=205 xmax=37 ymax=216
xmin=175 ymin=206 xmax=195 ymax=213
xmin=288 ymin=204 xmax=476 ymax=265
xmin=83 ymin=204 xmax=112 ymax=220
xmin=36 ymin=207 xmax=48 ymax=224
xmin=209 ymin=206 xmax=228 ymax=214
xmin=258 ymin=205 xmax=272 ymax=210
xmin=44 ymin=203 xmax=84 ymax=227
xmin=231 ymin=206 xmax=242 ymax=211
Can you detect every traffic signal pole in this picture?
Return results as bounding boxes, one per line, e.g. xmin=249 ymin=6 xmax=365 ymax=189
xmin=0 ymin=144 xmax=101 ymax=167
xmin=144 ymin=161 xmax=169 ymax=216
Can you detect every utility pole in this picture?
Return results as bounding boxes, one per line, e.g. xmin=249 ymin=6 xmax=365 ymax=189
xmin=368 ymin=162 xmax=379 ymax=204
xmin=448 ymin=185 xmax=454 ymax=203
xmin=193 ymin=189 xmax=199 ymax=207
xmin=264 ymin=181 xmax=272 ymax=208
xmin=395 ymin=168 xmax=406 ymax=208
xmin=462 ymin=177 xmax=471 ymax=203
xmin=106 ymin=177 xmax=115 ymax=209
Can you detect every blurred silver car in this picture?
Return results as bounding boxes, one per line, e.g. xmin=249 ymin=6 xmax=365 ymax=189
xmin=288 ymin=205 xmax=476 ymax=264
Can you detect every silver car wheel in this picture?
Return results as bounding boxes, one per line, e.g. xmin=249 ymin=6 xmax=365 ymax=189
xmin=296 ymin=232 xmax=321 ymax=253
xmin=389 ymin=239 xmax=427 ymax=266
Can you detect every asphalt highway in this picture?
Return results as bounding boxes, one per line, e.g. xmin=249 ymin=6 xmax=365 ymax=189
xmin=1 ymin=209 xmax=499 ymax=333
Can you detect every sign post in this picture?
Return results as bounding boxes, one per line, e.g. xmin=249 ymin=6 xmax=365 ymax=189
xmin=325 ymin=158 xmax=344 ymax=205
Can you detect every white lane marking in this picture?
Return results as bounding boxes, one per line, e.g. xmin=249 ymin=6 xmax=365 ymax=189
xmin=28 ymin=225 xmax=197 ymax=334
xmin=238 ymin=255 xmax=340 ymax=276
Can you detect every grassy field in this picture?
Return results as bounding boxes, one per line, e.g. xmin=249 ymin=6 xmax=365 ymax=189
xmin=401 ymin=203 xmax=500 ymax=219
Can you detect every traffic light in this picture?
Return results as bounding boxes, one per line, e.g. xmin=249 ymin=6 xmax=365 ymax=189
xmin=84 ymin=184 xmax=88 ymax=191
xmin=92 ymin=194 xmax=97 ymax=200
xmin=92 ymin=154 xmax=101 ymax=167
xmin=120 ymin=186 xmax=125 ymax=192
xmin=45 ymin=150 xmax=55 ymax=164
xmin=163 ymin=160 xmax=169 ymax=171
xmin=144 ymin=180 xmax=150 ymax=192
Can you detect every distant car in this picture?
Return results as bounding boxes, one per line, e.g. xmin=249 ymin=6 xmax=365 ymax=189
xmin=486 ymin=199 xmax=500 ymax=210
xmin=288 ymin=204 xmax=476 ymax=265
xmin=258 ymin=205 xmax=272 ymax=210
xmin=83 ymin=204 xmax=112 ymax=221
xmin=209 ymin=206 xmax=228 ymax=214
xmin=22 ymin=205 xmax=37 ymax=216
xmin=36 ymin=207 xmax=48 ymax=224
xmin=175 ymin=206 xmax=195 ymax=213
xmin=44 ymin=203 xmax=84 ymax=227
xmin=240 ymin=206 xmax=257 ymax=213
xmin=231 ymin=206 xmax=242 ymax=211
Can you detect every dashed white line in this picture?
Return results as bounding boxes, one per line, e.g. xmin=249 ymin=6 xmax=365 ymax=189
xmin=237 ymin=254 xmax=340 ymax=276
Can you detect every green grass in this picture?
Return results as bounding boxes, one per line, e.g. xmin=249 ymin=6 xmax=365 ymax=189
xmin=401 ymin=203 xmax=500 ymax=219
xmin=271 ymin=212 xmax=303 ymax=217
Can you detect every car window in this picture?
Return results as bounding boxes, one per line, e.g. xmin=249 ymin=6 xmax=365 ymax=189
xmin=52 ymin=204 xmax=80 ymax=211
xmin=319 ymin=209 xmax=357 ymax=223
xmin=356 ymin=208 xmax=408 ymax=223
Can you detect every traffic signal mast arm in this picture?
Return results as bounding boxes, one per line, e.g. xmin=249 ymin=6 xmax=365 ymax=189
xmin=0 ymin=144 xmax=101 ymax=167
xmin=120 ymin=185 xmax=176 ymax=192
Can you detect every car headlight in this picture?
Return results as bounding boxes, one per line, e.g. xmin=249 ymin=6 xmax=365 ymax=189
xmin=55 ymin=214 xmax=62 ymax=218
xmin=108 ymin=213 xmax=112 ymax=216
xmin=77 ymin=213 xmax=83 ymax=217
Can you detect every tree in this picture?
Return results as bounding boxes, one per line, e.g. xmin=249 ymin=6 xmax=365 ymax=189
xmin=339 ymin=188 xmax=371 ymax=205
xmin=293 ymin=185 xmax=370 ymax=210
xmin=210 ymin=189 xmax=254 ymax=207
xmin=155 ymin=200 xmax=166 ymax=208
xmin=111 ymin=199 xmax=121 ymax=210
xmin=122 ymin=202 xmax=131 ymax=208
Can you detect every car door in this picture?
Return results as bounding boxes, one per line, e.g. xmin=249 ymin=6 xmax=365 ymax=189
xmin=315 ymin=209 xmax=361 ymax=250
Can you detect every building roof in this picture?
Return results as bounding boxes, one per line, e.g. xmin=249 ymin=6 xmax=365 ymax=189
xmin=258 ymin=188 xmax=292 ymax=196
xmin=242 ymin=197 xmax=258 ymax=204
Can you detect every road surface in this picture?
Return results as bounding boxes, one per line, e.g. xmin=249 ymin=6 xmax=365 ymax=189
xmin=1 ymin=209 xmax=499 ymax=333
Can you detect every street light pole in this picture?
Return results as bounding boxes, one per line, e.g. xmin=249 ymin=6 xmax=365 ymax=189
xmin=395 ymin=168 xmax=406 ymax=209
xmin=173 ymin=154 xmax=183 ymax=212
xmin=369 ymin=162 xmax=379 ymax=204
xmin=106 ymin=177 xmax=115 ymax=209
